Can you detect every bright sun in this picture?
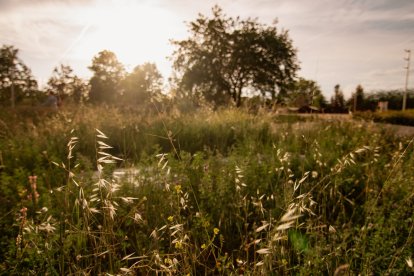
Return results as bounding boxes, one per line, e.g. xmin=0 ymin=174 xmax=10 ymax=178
xmin=69 ymin=1 xmax=181 ymax=77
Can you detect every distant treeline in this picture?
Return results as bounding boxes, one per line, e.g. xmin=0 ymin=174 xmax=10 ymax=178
xmin=0 ymin=6 xmax=412 ymax=112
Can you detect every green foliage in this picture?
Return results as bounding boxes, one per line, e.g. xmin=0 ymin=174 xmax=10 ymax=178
xmin=347 ymin=84 xmax=366 ymax=112
xmin=121 ymin=62 xmax=163 ymax=106
xmin=0 ymin=45 xmax=39 ymax=106
xmin=354 ymin=109 xmax=414 ymax=126
xmin=1 ymin=106 xmax=414 ymax=274
xmin=287 ymin=77 xmax=327 ymax=109
xmin=46 ymin=64 xmax=89 ymax=104
xmin=88 ymin=50 xmax=125 ymax=104
xmin=365 ymin=89 xmax=414 ymax=111
xmin=329 ymin=84 xmax=347 ymax=113
xmin=171 ymin=5 xmax=299 ymax=107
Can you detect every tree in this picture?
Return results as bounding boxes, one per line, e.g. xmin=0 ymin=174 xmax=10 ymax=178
xmin=121 ymin=62 xmax=163 ymax=105
xmin=88 ymin=50 xmax=125 ymax=104
xmin=46 ymin=64 xmax=89 ymax=104
xmin=347 ymin=84 xmax=365 ymax=112
xmin=330 ymin=84 xmax=346 ymax=113
xmin=362 ymin=89 xmax=414 ymax=111
xmin=287 ymin=78 xmax=326 ymax=110
xmin=171 ymin=5 xmax=299 ymax=107
xmin=0 ymin=45 xmax=38 ymax=106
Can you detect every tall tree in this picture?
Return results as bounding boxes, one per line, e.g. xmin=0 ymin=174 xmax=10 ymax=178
xmin=288 ymin=77 xmax=326 ymax=109
xmin=46 ymin=64 xmax=89 ymax=104
xmin=88 ymin=50 xmax=125 ymax=104
xmin=348 ymin=84 xmax=365 ymax=111
xmin=122 ymin=62 xmax=163 ymax=105
xmin=171 ymin=5 xmax=299 ymax=107
xmin=330 ymin=84 xmax=346 ymax=113
xmin=0 ymin=45 xmax=38 ymax=106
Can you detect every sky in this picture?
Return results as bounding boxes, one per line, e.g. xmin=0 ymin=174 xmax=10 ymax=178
xmin=0 ymin=0 xmax=413 ymax=98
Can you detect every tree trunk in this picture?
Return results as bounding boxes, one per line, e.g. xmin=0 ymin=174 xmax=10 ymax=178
xmin=235 ymin=87 xmax=242 ymax=107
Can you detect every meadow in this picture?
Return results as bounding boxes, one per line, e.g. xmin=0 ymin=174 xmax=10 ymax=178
xmin=0 ymin=105 xmax=413 ymax=275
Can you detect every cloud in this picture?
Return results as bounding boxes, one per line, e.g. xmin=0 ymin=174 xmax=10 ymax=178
xmin=0 ymin=6 xmax=85 ymax=57
xmin=362 ymin=18 xmax=414 ymax=32
xmin=0 ymin=0 xmax=94 ymax=12
xmin=370 ymin=0 xmax=414 ymax=11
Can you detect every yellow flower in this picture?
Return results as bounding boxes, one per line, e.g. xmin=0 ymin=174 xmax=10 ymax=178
xmin=213 ymin=228 xmax=220 ymax=235
xmin=167 ymin=216 xmax=174 ymax=222
xmin=201 ymin=243 xmax=206 ymax=249
xmin=164 ymin=258 xmax=172 ymax=265
xmin=174 ymin=184 xmax=182 ymax=193
xmin=175 ymin=241 xmax=183 ymax=249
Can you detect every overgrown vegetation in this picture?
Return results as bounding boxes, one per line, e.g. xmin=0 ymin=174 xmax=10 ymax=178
xmin=1 ymin=106 xmax=413 ymax=274
xmin=354 ymin=109 xmax=414 ymax=126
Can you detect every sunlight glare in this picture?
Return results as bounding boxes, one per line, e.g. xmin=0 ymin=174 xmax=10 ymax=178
xmin=71 ymin=1 xmax=179 ymax=76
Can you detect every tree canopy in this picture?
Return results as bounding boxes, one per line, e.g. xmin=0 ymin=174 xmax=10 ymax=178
xmin=287 ymin=78 xmax=326 ymax=109
xmin=122 ymin=62 xmax=163 ymax=105
xmin=0 ymin=45 xmax=38 ymax=106
xmin=330 ymin=84 xmax=347 ymax=113
xmin=87 ymin=51 xmax=164 ymax=106
xmin=171 ymin=5 xmax=299 ymax=107
xmin=347 ymin=84 xmax=366 ymax=112
xmin=88 ymin=50 xmax=125 ymax=104
xmin=46 ymin=64 xmax=89 ymax=104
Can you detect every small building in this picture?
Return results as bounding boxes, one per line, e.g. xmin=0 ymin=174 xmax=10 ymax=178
xmin=378 ymin=101 xmax=388 ymax=112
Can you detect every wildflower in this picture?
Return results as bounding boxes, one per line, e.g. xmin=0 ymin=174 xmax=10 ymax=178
xmin=28 ymin=175 xmax=39 ymax=203
xmin=164 ymin=258 xmax=173 ymax=265
xmin=168 ymin=216 xmax=174 ymax=222
xmin=20 ymin=207 xmax=28 ymax=215
xmin=201 ymin=243 xmax=206 ymax=249
xmin=213 ymin=228 xmax=220 ymax=235
xmin=174 ymin=184 xmax=182 ymax=193
xmin=16 ymin=234 xmax=22 ymax=247
xmin=174 ymin=241 xmax=183 ymax=249
xmin=311 ymin=171 xmax=318 ymax=178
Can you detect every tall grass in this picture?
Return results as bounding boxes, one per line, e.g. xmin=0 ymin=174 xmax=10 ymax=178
xmin=0 ymin=106 xmax=413 ymax=274
xmin=353 ymin=109 xmax=414 ymax=126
